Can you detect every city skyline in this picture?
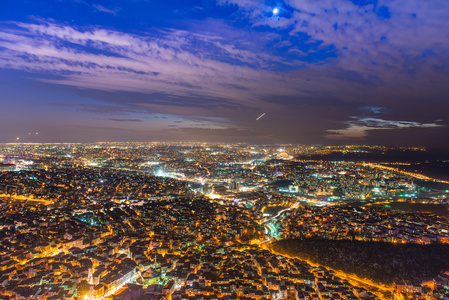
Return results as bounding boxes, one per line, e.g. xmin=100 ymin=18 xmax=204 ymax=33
xmin=1 ymin=142 xmax=449 ymax=299
xmin=1 ymin=0 xmax=449 ymax=146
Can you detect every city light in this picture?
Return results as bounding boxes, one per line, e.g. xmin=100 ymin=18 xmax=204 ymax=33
xmin=0 ymin=143 xmax=447 ymax=300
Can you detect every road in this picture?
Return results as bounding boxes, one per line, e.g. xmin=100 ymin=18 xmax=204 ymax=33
xmin=259 ymin=206 xmax=296 ymax=244
xmin=266 ymin=246 xmax=396 ymax=300
xmin=256 ymin=204 xmax=399 ymax=300
xmin=0 ymin=193 xmax=53 ymax=205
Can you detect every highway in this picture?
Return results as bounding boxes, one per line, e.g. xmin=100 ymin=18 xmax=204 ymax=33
xmin=259 ymin=206 xmax=296 ymax=244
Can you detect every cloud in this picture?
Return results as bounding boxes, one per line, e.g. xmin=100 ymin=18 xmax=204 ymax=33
xmin=93 ymin=4 xmax=121 ymax=15
xmin=107 ymin=118 xmax=142 ymax=122
xmin=0 ymin=8 xmax=448 ymax=144
xmin=0 ymin=20 xmax=308 ymax=112
xmin=56 ymin=103 xmax=140 ymax=115
xmin=220 ymin=0 xmax=449 ymax=81
xmin=362 ymin=106 xmax=383 ymax=114
xmin=325 ymin=117 xmax=443 ymax=140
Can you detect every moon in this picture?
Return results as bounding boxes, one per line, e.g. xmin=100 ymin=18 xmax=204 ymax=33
xmin=272 ymin=8 xmax=279 ymax=15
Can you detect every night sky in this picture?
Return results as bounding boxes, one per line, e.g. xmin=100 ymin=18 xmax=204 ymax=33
xmin=1 ymin=0 xmax=448 ymax=145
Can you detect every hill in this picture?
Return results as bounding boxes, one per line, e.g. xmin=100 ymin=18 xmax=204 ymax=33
xmin=270 ymin=238 xmax=449 ymax=285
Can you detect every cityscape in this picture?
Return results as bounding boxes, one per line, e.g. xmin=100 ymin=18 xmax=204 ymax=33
xmin=1 ymin=0 xmax=449 ymax=299
xmin=1 ymin=143 xmax=449 ymax=300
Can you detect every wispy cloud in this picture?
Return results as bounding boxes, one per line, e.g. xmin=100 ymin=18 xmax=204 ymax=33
xmin=56 ymin=103 xmax=141 ymax=115
xmin=220 ymin=0 xmax=449 ymax=80
xmin=0 ymin=20 xmax=301 ymax=110
xmin=325 ymin=117 xmax=443 ymax=140
xmin=362 ymin=106 xmax=383 ymax=114
xmin=107 ymin=118 xmax=142 ymax=122
xmin=0 ymin=7 xmax=448 ymax=143
xmin=93 ymin=4 xmax=121 ymax=16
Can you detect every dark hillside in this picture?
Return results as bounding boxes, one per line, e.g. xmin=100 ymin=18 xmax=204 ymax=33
xmin=271 ymin=238 xmax=449 ymax=285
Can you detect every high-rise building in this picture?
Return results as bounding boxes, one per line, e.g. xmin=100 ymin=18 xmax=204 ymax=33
xmin=229 ymin=180 xmax=241 ymax=192
xmin=202 ymin=183 xmax=211 ymax=194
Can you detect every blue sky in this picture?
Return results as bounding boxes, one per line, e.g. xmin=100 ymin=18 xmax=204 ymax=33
xmin=0 ymin=0 xmax=448 ymax=145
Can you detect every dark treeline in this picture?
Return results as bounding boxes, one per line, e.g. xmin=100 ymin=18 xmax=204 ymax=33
xmin=270 ymin=238 xmax=449 ymax=285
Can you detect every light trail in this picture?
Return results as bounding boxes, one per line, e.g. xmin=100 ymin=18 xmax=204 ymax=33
xmin=258 ymin=206 xmax=295 ymax=245
xmin=261 ymin=207 xmax=294 ymax=225
xmin=256 ymin=113 xmax=266 ymax=120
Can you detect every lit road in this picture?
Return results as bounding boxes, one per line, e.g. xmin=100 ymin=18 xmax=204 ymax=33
xmin=256 ymin=203 xmax=399 ymax=300
xmin=0 ymin=193 xmax=53 ymax=205
xmin=267 ymin=247 xmax=397 ymax=300
xmin=261 ymin=205 xmax=298 ymax=225
xmin=98 ymin=273 xmax=140 ymax=300
xmin=259 ymin=206 xmax=297 ymax=245
xmin=266 ymin=207 xmax=295 ymax=222
xmin=364 ymin=162 xmax=449 ymax=184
